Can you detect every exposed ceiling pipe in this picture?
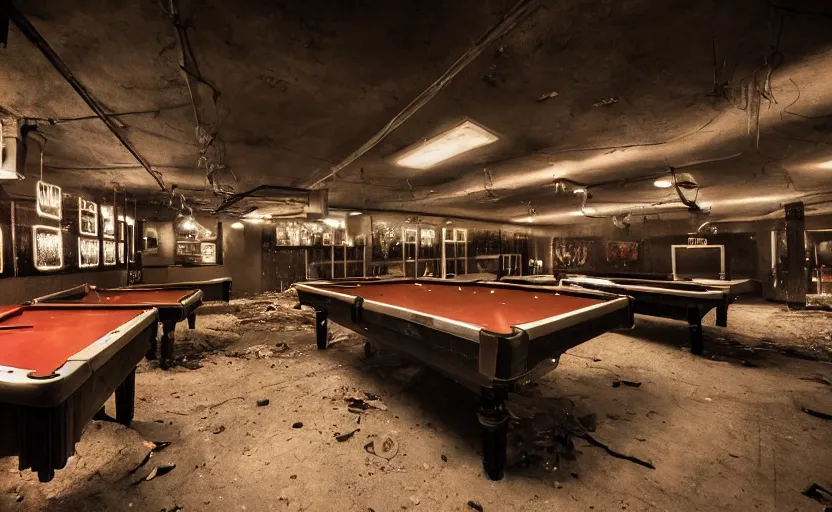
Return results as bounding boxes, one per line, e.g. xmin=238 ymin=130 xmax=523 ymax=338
xmin=304 ymin=0 xmax=541 ymax=189
xmin=5 ymin=4 xmax=167 ymax=191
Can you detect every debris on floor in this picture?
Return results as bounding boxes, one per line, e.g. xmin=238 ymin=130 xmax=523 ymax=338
xmin=335 ymin=428 xmax=360 ymax=442
xmin=612 ymin=379 xmax=642 ymax=388
xmin=364 ymin=434 xmax=399 ymax=460
xmin=801 ymin=407 xmax=832 ymax=420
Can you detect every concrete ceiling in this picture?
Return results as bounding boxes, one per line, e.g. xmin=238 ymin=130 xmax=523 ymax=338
xmin=2 ymin=0 xmax=831 ymax=225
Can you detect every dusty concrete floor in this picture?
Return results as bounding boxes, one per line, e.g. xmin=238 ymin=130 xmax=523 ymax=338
xmin=2 ymin=292 xmax=831 ymax=512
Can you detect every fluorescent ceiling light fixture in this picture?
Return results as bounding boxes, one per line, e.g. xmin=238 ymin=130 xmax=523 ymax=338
xmin=395 ymin=120 xmax=498 ymax=169
xmin=231 ymin=221 xmax=244 ymax=230
xmin=654 ymin=178 xmax=673 ymax=188
xmin=349 ymin=211 xmax=363 ymax=216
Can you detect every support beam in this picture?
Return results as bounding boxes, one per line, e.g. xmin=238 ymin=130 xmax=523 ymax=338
xmin=784 ymin=201 xmax=807 ymax=308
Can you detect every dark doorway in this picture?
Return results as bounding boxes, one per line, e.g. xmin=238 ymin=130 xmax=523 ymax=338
xmin=262 ymin=229 xmax=307 ymax=292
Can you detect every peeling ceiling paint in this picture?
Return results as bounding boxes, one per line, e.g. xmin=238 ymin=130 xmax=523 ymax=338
xmin=1 ymin=0 xmax=831 ymax=225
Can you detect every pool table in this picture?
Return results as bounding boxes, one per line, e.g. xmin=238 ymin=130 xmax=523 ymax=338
xmin=31 ymin=284 xmax=203 ymax=369
xmin=295 ymin=278 xmax=633 ymax=480
xmin=0 ymin=304 xmax=158 ymax=482
xmin=127 ymin=277 xmax=233 ymax=302
xmin=559 ymin=275 xmax=759 ymax=354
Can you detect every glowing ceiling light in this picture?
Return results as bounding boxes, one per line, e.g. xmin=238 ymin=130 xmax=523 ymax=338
xmin=819 ymin=160 xmax=832 ymax=170
xmin=654 ymin=178 xmax=673 ymax=188
xmin=322 ymin=218 xmax=344 ymax=229
xmin=348 ymin=212 xmax=363 ymax=216
xmin=525 ymin=216 xmax=534 ymax=223
xmin=573 ymin=188 xmax=586 ymax=195
xmin=245 ymin=218 xmax=264 ymax=225
xmin=176 ymin=214 xmax=197 ymax=232
xmin=395 ymin=120 xmax=498 ymax=169
xmin=231 ymin=222 xmax=244 ymax=230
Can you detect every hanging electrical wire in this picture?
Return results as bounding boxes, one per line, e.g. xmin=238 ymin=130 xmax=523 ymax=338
xmin=160 ymin=0 xmax=236 ymax=196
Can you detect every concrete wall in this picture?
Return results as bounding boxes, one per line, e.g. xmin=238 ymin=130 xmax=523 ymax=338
xmin=0 ymin=270 xmax=126 ymax=304
xmin=138 ymin=222 xmax=263 ymax=297
xmin=142 ymin=221 xmax=176 ymax=266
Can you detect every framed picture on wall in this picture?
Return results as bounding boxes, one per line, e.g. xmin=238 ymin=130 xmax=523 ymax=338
xmin=606 ymin=241 xmax=639 ymax=263
xmin=36 ymin=181 xmax=62 ymax=220
xmin=101 ymin=205 xmax=115 ymax=239
xmin=552 ymin=238 xmax=593 ymax=269
xmin=201 ymin=242 xmax=217 ymax=264
xmin=79 ymin=237 xmax=100 ymax=268
xmin=103 ymin=240 xmax=117 ymax=266
xmin=33 ymin=225 xmax=63 ymax=271
xmin=79 ymin=198 xmax=98 ymax=236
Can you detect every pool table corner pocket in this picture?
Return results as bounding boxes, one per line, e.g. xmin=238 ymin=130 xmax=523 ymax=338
xmin=477 ymin=327 xmax=530 ymax=382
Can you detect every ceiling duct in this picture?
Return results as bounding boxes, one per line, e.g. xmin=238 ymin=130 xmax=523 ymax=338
xmin=214 ymin=185 xmax=328 ymax=220
xmin=0 ymin=119 xmax=27 ymax=180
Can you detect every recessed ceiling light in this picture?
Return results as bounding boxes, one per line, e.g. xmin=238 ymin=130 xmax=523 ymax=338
xmin=654 ymin=178 xmax=673 ymax=188
xmin=231 ymin=222 xmax=244 ymax=230
xmin=395 ymin=120 xmax=498 ymax=169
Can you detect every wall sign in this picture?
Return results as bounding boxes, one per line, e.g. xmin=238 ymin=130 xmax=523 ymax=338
xmin=79 ymin=198 xmax=98 ymax=236
xmin=687 ymin=237 xmax=708 ymax=246
xmin=36 ymin=181 xmax=63 ymax=220
xmin=33 ymin=225 xmax=63 ymax=271
xmin=79 ymin=237 xmax=100 ymax=268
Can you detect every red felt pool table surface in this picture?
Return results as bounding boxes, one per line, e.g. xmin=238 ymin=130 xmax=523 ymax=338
xmin=0 ymin=307 xmax=150 ymax=376
xmin=65 ymin=289 xmax=195 ymax=306
xmin=317 ymin=282 xmax=603 ymax=334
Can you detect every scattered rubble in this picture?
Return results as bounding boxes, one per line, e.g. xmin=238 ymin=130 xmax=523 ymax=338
xmin=364 ymin=434 xmax=399 ymax=460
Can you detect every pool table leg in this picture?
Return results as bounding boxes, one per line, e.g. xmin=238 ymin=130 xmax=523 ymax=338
xmin=478 ymin=386 xmax=509 ymax=481
xmin=315 ymin=310 xmax=328 ymax=350
xmin=187 ymin=312 xmax=197 ymax=329
xmin=146 ymin=331 xmax=158 ymax=360
xmin=715 ymin=304 xmax=728 ymax=328
xmin=115 ymin=369 xmax=136 ymax=426
xmin=687 ymin=308 xmax=703 ymax=355
xmin=160 ymin=321 xmax=177 ymax=369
